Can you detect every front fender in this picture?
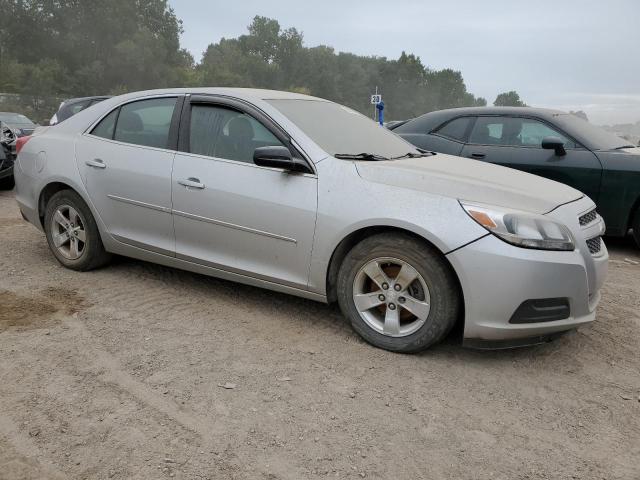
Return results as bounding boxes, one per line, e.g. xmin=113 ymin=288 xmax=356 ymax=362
xmin=307 ymin=158 xmax=487 ymax=294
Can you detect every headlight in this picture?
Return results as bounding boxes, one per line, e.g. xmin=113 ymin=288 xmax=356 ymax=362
xmin=460 ymin=201 xmax=575 ymax=251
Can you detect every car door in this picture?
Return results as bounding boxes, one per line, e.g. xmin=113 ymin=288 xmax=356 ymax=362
xmin=171 ymin=95 xmax=318 ymax=289
xmin=75 ymin=96 xmax=182 ymax=255
xmin=461 ymin=116 xmax=603 ymax=202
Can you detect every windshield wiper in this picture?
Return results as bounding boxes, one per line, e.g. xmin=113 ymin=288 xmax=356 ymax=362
xmin=613 ymin=145 xmax=636 ymax=150
xmin=390 ymin=151 xmax=435 ymax=160
xmin=334 ymin=152 xmax=389 ymax=161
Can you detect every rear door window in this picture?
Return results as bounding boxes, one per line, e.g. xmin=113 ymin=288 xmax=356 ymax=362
xmin=113 ymin=98 xmax=177 ymax=149
xmin=433 ymin=117 xmax=471 ymax=142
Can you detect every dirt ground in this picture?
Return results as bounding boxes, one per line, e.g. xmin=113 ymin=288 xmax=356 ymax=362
xmin=0 ymin=189 xmax=639 ymax=480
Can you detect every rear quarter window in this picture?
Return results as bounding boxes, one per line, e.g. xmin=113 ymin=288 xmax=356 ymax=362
xmin=90 ymin=109 xmax=119 ymax=139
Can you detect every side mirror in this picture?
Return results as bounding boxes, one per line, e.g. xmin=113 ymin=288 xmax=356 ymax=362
xmin=253 ymin=146 xmax=311 ymax=173
xmin=541 ymin=136 xmax=566 ymax=156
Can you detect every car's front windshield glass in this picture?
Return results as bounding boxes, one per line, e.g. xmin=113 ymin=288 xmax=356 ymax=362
xmin=0 ymin=113 xmax=33 ymax=125
xmin=266 ymin=99 xmax=420 ymax=159
xmin=553 ymin=114 xmax=631 ymax=151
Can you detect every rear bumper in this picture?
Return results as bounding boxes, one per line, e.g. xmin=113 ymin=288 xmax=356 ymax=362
xmin=13 ymin=161 xmax=42 ymax=230
xmin=447 ymin=224 xmax=608 ymax=344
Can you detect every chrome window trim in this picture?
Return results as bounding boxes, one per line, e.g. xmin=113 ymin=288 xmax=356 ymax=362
xmin=83 ymin=93 xmax=183 ymax=136
xmin=184 ymin=93 xmax=318 ymax=176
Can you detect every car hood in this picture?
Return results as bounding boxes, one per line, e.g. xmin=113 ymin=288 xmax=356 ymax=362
xmin=355 ymin=153 xmax=583 ymax=215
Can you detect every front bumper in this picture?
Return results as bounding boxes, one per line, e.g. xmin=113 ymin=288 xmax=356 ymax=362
xmin=447 ymin=197 xmax=608 ymax=344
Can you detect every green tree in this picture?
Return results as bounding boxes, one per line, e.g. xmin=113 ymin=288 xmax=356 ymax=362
xmin=0 ymin=0 xmax=189 ymax=95
xmin=1 ymin=9 xmax=490 ymax=121
xmin=494 ymin=91 xmax=527 ymax=107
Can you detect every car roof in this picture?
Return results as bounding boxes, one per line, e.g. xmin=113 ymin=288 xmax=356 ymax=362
xmin=107 ymin=87 xmax=328 ymax=103
xmin=425 ymin=106 xmax=568 ymax=118
xmin=394 ymin=106 xmax=572 ymax=134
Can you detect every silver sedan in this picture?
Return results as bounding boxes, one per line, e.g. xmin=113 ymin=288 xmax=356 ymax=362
xmin=14 ymin=88 xmax=608 ymax=352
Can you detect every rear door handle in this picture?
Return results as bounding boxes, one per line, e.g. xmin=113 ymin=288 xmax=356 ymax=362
xmin=178 ymin=177 xmax=205 ymax=189
xmin=85 ymin=159 xmax=106 ymax=169
xmin=470 ymin=153 xmax=486 ymax=159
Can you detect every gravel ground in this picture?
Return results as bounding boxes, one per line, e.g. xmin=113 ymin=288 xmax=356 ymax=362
xmin=1 ymin=189 xmax=639 ymax=480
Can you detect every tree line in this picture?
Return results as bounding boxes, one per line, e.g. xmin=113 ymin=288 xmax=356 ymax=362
xmin=0 ymin=1 xmax=526 ymax=121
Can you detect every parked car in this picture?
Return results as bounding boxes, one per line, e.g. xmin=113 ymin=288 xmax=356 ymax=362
xmin=0 ymin=121 xmax=16 ymax=189
xmin=14 ymin=89 xmax=607 ymax=352
xmin=49 ymin=96 xmax=111 ymax=125
xmin=0 ymin=112 xmax=37 ymax=138
xmin=390 ymin=107 xmax=640 ymax=247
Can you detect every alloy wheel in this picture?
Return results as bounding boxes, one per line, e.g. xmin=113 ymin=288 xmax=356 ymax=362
xmin=50 ymin=204 xmax=87 ymax=260
xmin=352 ymin=257 xmax=431 ymax=337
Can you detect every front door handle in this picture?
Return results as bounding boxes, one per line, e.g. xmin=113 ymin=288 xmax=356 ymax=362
xmin=178 ymin=177 xmax=205 ymax=189
xmin=470 ymin=153 xmax=486 ymax=159
xmin=85 ymin=159 xmax=106 ymax=169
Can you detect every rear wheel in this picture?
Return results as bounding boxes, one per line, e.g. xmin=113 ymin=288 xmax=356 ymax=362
xmin=633 ymin=210 xmax=640 ymax=248
xmin=44 ymin=190 xmax=111 ymax=271
xmin=336 ymin=233 xmax=461 ymax=353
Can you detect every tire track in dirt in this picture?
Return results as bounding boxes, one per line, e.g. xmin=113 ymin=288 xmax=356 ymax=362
xmin=84 ymin=257 xmax=352 ymax=341
xmin=60 ymin=313 xmax=230 ymax=454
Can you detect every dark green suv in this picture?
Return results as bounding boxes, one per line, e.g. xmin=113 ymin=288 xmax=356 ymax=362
xmin=391 ymin=107 xmax=640 ymax=247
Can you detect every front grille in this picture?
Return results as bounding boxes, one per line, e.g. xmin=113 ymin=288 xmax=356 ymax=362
xmin=579 ymin=209 xmax=597 ymax=226
xmin=586 ymin=236 xmax=602 ymax=255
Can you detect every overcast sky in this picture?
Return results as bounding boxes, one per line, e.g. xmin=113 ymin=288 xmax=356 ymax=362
xmin=170 ymin=0 xmax=640 ymax=125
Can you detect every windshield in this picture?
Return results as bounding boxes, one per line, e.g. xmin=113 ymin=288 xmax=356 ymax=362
xmin=553 ymin=114 xmax=632 ymax=151
xmin=267 ymin=99 xmax=420 ymax=158
xmin=0 ymin=113 xmax=34 ymax=125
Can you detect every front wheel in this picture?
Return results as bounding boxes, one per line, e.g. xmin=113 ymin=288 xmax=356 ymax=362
xmin=336 ymin=233 xmax=461 ymax=353
xmin=44 ymin=190 xmax=111 ymax=271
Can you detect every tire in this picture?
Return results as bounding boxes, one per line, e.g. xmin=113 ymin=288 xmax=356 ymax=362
xmin=0 ymin=175 xmax=14 ymax=190
xmin=633 ymin=210 xmax=640 ymax=249
xmin=336 ymin=232 xmax=461 ymax=353
xmin=44 ymin=190 xmax=111 ymax=271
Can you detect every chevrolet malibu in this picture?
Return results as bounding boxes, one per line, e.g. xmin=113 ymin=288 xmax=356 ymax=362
xmin=14 ymin=89 xmax=608 ymax=352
